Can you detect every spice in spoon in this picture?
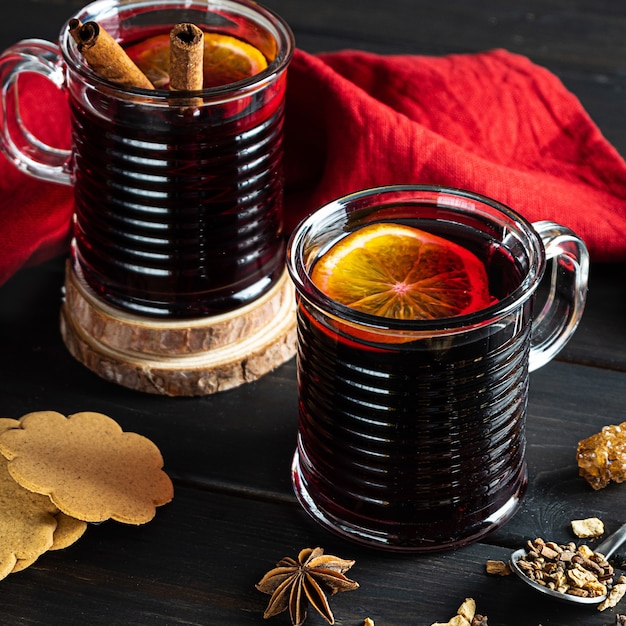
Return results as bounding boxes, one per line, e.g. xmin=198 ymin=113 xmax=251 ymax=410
xmin=515 ymin=537 xmax=613 ymax=598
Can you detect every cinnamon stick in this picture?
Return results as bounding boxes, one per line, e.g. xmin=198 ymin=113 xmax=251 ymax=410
xmin=169 ymin=23 xmax=204 ymax=92
xmin=69 ymin=19 xmax=154 ymax=90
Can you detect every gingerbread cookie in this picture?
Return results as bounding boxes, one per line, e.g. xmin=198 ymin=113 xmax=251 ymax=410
xmin=11 ymin=511 xmax=88 ymax=573
xmin=0 ymin=411 xmax=174 ymax=525
xmin=0 ymin=418 xmax=58 ymax=579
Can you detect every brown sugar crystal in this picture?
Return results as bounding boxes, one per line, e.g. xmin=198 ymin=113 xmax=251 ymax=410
xmin=577 ymin=422 xmax=626 ymax=490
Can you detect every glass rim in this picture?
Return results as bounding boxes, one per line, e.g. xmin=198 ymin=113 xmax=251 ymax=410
xmin=58 ymin=0 xmax=295 ymax=102
xmin=287 ymin=184 xmax=547 ymax=335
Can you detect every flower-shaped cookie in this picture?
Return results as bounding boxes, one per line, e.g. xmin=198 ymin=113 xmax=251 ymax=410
xmin=0 ymin=411 xmax=174 ymax=525
xmin=0 ymin=418 xmax=58 ymax=579
xmin=11 ymin=511 xmax=88 ymax=573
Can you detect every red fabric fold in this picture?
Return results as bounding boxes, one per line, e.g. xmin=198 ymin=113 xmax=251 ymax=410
xmin=2 ymin=47 xmax=626 ymax=286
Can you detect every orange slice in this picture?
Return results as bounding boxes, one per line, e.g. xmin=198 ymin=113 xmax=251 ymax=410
xmin=311 ymin=223 xmax=492 ymax=321
xmin=126 ymin=32 xmax=268 ymax=89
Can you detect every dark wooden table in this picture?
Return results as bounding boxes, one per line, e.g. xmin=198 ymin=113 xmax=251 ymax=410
xmin=2 ymin=1 xmax=626 ymax=624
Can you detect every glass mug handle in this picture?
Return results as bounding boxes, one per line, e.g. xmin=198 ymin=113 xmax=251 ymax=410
xmin=0 ymin=39 xmax=72 ymax=185
xmin=529 ymin=220 xmax=590 ymax=372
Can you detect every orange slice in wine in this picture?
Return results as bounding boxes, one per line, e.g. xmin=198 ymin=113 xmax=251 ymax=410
xmin=126 ymin=32 xmax=268 ymax=89
xmin=311 ymin=223 xmax=492 ymax=321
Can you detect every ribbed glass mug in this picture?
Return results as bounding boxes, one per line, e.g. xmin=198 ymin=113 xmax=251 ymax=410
xmin=287 ymin=185 xmax=589 ymax=552
xmin=0 ymin=0 xmax=294 ymax=318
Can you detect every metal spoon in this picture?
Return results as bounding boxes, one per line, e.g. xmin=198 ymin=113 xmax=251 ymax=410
xmin=510 ymin=522 xmax=626 ymax=604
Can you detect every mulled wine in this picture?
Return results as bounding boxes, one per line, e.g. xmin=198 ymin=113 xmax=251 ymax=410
xmin=65 ymin=3 xmax=294 ymax=318
xmin=287 ymin=185 xmax=589 ymax=551
xmin=294 ymin=218 xmax=528 ymax=550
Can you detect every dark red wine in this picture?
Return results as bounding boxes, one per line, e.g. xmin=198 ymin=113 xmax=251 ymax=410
xmin=292 ymin=221 xmax=530 ymax=551
xmin=70 ymin=32 xmax=287 ymax=318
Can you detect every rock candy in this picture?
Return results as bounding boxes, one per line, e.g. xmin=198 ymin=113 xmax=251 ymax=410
xmin=577 ymin=422 xmax=626 ymax=490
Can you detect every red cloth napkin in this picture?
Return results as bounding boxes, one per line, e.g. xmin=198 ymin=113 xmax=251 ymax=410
xmin=2 ymin=47 xmax=626 ymax=286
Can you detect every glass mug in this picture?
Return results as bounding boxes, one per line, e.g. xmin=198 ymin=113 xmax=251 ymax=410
xmin=287 ymin=185 xmax=589 ymax=552
xmin=0 ymin=0 xmax=294 ymax=318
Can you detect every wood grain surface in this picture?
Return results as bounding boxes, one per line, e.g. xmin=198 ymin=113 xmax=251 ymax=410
xmin=1 ymin=1 xmax=625 ymax=624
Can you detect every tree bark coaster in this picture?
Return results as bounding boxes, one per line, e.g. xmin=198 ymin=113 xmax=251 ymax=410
xmin=60 ymin=263 xmax=297 ymax=396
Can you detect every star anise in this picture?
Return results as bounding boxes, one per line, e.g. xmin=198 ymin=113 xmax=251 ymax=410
xmin=255 ymin=547 xmax=359 ymax=625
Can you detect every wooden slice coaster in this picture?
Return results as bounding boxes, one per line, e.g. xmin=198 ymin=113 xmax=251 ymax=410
xmin=60 ymin=263 xmax=297 ymax=396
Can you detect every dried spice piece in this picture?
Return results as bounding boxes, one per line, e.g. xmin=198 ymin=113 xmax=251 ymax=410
xmin=69 ymin=19 xmax=154 ymax=90
xmin=514 ymin=538 xmax=614 ymax=598
xmin=485 ymin=560 xmax=512 ymax=576
xmin=169 ymin=23 xmax=204 ymax=92
xmin=616 ymin=615 xmax=626 ymax=625
xmin=431 ymin=598 xmax=482 ymax=626
xmin=571 ymin=517 xmax=605 ymax=539
xmin=599 ymin=576 xmax=626 ymax=611
xmin=255 ymin=547 xmax=359 ymax=625
xmin=577 ymin=422 xmax=626 ymax=490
